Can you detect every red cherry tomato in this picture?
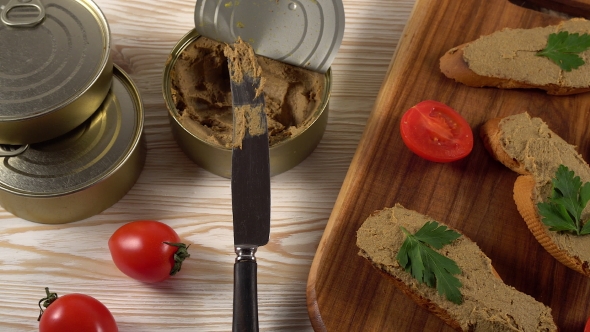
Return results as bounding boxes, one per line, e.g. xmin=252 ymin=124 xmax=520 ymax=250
xmin=585 ymin=316 xmax=590 ymax=332
xmin=108 ymin=220 xmax=189 ymax=283
xmin=400 ymin=100 xmax=473 ymax=162
xmin=38 ymin=288 xmax=117 ymax=332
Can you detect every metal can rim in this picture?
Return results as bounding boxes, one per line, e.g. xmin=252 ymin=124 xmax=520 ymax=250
xmin=0 ymin=0 xmax=113 ymax=145
xmin=0 ymin=64 xmax=144 ymax=198
xmin=162 ymin=29 xmax=332 ymax=152
xmin=163 ymin=29 xmax=332 ymax=178
xmin=0 ymin=64 xmax=146 ymax=224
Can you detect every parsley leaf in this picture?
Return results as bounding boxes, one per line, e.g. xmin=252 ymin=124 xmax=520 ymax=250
xmin=396 ymin=221 xmax=463 ymax=304
xmin=537 ymin=164 xmax=590 ymax=235
xmin=536 ymin=31 xmax=590 ymax=71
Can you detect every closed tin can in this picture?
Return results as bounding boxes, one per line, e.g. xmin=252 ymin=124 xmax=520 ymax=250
xmin=0 ymin=65 xmax=146 ymax=224
xmin=162 ymin=30 xmax=331 ymax=178
xmin=0 ymin=0 xmax=112 ymax=144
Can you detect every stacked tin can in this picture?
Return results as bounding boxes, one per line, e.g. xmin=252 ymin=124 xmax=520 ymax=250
xmin=0 ymin=0 xmax=145 ymax=224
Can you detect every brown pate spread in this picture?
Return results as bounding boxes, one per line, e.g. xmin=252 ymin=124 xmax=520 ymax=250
xmin=463 ymin=18 xmax=590 ymax=88
xmin=224 ymin=38 xmax=266 ymax=149
xmin=357 ymin=204 xmax=556 ymax=331
xmin=169 ymin=36 xmax=325 ymax=148
xmin=499 ymin=112 xmax=590 ymax=265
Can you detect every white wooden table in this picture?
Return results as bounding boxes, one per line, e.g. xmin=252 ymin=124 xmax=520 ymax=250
xmin=0 ymin=0 xmax=414 ymax=330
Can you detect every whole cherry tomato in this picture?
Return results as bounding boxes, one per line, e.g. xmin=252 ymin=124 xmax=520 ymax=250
xmin=108 ymin=220 xmax=190 ymax=283
xmin=38 ymin=288 xmax=117 ymax=332
xmin=400 ymin=100 xmax=473 ymax=163
xmin=584 ymin=316 xmax=590 ymax=332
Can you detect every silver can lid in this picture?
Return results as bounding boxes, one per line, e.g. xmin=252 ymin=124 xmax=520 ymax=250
xmin=0 ymin=65 xmax=143 ymax=197
xmin=194 ymin=0 xmax=344 ymax=73
xmin=0 ymin=0 xmax=111 ymax=124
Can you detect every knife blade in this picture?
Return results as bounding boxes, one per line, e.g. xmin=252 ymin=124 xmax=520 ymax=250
xmin=226 ymin=39 xmax=270 ymax=332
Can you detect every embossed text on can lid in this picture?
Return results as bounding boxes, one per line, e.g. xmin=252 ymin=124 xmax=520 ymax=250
xmin=0 ymin=0 xmax=112 ymax=144
xmin=194 ymin=0 xmax=344 ymax=73
xmin=0 ymin=65 xmax=145 ymax=224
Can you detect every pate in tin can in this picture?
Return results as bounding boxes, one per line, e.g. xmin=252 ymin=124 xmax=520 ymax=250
xmin=0 ymin=0 xmax=112 ymax=144
xmin=163 ymin=30 xmax=331 ymax=178
xmin=0 ymin=65 xmax=145 ymax=224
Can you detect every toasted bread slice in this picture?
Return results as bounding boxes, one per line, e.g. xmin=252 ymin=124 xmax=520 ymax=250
xmin=357 ymin=204 xmax=557 ymax=332
xmin=440 ymin=18 xmax=590 ymax=95
xmin=480 ymin=116 xmax=529 ymax=175
xmin=481 ymin=112 xmax=590 ymax=277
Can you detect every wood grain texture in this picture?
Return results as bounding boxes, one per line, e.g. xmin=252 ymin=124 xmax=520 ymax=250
xmin=307 ymin=0 xmax=590 ymax=331
xmin=0 ymin=0 xmax=411 ymax=331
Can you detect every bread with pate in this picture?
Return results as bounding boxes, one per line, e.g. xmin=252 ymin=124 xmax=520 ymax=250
xmin=357 ymin=204 xmax=557 ymax=332
xmin=481 ymin=112 xmax=590 ymax=277
xmin=440 ymin=18 xmax=590 ymax=95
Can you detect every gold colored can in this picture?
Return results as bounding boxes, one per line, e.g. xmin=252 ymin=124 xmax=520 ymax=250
xmin=0 ymin=65 xmax=146 ymax=224
xmin=0 ymin=0 xmax=112 ymax=144
xmin=162 ymin=29 xmax=331 ymax=178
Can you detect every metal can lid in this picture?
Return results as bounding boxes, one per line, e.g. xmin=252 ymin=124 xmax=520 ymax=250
xmin=0 ymin=0 xmax=111 ymax=121
xmin=194 ymin=0 xmax=344 ymax=73
xmin=0 ymin=65 xmax=143 ymax=197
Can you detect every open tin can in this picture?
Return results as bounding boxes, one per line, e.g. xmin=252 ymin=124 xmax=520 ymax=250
xmin=0 ymin=0 xmax=112 ymax=145
xmin=0 ymin=65 xmax=146 ymax=224
xmin=162 ymin=30 xmax=332 ymax=178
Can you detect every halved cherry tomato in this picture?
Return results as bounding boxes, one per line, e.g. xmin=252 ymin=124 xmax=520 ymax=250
xmin=400 ymin=100 xmax=473 ymax=162
xmin=108 ymin=220 xmax=190 ymax=283
xmin=38 ymin=288 xmax=117 ymax=332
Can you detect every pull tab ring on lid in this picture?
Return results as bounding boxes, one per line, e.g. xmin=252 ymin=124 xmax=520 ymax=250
xmin=0 ymin=144 xmax=28 ymax=157
xmin=1 ymin=0 xmax=45 ymax=27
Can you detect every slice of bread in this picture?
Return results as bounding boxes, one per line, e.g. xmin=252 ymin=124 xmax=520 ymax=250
xmin=481 ymin=112 xmax=590 ymax=277
xmin=357 ymin=204 xmax=557 ymax=332
xmin=440 ymin=18 xmax=590 ymax=95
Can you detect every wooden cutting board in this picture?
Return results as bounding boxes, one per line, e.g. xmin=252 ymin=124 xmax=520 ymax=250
xmin=306 ymin=0 xmax=590 ymax=331
xmin=527 ymin=0 xmax=590 ymax=18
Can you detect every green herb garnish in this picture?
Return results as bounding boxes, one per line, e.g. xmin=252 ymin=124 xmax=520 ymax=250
xmin=537 ymin=165 xmax=590 ymax=235
xmin=396 ymin=221 xmax=463 ymax=304
xmin=536 ymin=31 xmax=590 ymax=71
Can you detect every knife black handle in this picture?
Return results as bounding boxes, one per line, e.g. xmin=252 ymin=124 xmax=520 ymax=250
xmin=233 ymin=249 xmax=258 ymax=332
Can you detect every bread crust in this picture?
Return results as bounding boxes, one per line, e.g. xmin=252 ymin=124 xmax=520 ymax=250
xmin=362 ymin=251 xmax=505 ymax=332
xmin=439 ymin=43 xmax=590 ymax=96
xmin=367 ymin=259 xmax=464 ymax=331
xmin=513 ymin=175 xmax=590 ymax=276
xmin=358 ymin=206 xmax=557 ymax=331
xmin=480 ymin=117 xmax=529 ymax=175
xmin=481 ymin=114 xmax=590 ymax=277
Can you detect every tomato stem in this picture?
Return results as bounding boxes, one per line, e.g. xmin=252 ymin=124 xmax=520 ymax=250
xmin=37 ymin=287 xmax=58 ymax=321
xmin=163 ymin=242 xmax=190 ymax=276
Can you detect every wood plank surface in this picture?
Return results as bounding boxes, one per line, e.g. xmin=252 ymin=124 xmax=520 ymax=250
xmin=0 ymin=0 xmax=414 ymax=331
xmin=307 ymin=0 xmax=590 ymax=331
